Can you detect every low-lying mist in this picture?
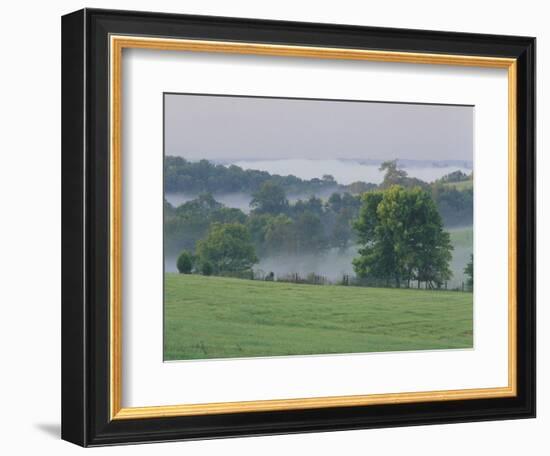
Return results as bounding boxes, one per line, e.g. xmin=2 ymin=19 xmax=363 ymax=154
xmin=164 ymin=157 xmax=473 ymax=290
xmin=165 ymin=229 xmax=472 ymax=289
xmin=232 ymin=158 xmax=471 ymax=186
xmin=254 ymin=247 xmax=358 ymax=283
xmin=165 ymin=192 xmax=253 ymax=212
xmin=165 ymin=187 xmax=340 ymax=213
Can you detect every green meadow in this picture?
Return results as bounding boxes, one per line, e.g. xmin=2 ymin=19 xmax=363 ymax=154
xmin=164 ymin=274 xmax=473 ymax=361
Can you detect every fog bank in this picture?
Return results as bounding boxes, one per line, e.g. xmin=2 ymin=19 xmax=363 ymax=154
xmin=232 ymin=159 xmax=471 ymax=185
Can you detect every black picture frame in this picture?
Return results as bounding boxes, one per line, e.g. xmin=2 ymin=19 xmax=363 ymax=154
xmin=62 ymin=8 xmax=536 ymax=447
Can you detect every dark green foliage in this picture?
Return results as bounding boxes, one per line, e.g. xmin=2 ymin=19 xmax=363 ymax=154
xmin=164 ymin=198 xmax=175 ymax=215
xmin=165 ymin=156 xmax=472 ymax=229
xmin=201 ymin=261 xmax=213 ymax=276
xmin=327 ymin=192 xmax=343 ymax=212
xmin=164 ymin=156 xmax=336 ymax=194
xmin=378 ymin=161 xmax=472 ymax=227
xmin=437 ymin=169 xmax=471 ymax=183
xmin=263 ymin=214 xmax=294 ymax=254
xmin=343 ymin=181 xmax=378 ymax=194
xmin=379 ymin=160 xmax=408 ymax=188
xmin=176 ymin=251 xmax=193 ymax=274
xmin=210 ymin=206 xmax=247 ymax=224
xmin=353 ymin=186 xmax=453 ymax=288
xmin=294 ymin=211 xmax=327 ymax=252
xmin=250 ymin=182 xmax=289 ymax=214
xmin=196 ymin=223 xmax=258 ymax=274
xmin=165 ymin=189 xmax=363 ymax=260
xmin=245 ymin=213 xmax=272 ymax=254
xmin=379 ymin=160 xmax=429 ymax=190
xmin=431 ymin=183 xmax=473 ymax=226
xmin=164 ymin=158 xmax=472 ymax=274
xmin=464 ymin=254 xmax=474 ymax=287
xmin=330 ymin=210 xmax=354 ymax=251
xmin=244 ymin=192 xmax=361 ymax=256
xmin=290 ymin=195 xmax=324 ymax=218
xmin=164 ymin=193 xmax=247 ymax=255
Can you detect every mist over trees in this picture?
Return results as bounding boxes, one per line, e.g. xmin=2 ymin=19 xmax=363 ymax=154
xmin=431 ymin=182 xmax=473 ymax=226
xmin=165 ymin=157 xmax=472 ymax=288
xmin=164 ymin=193 xmax=247 ymax=254
xmin=166 ymin=187 xmax=361 ymax=261
xmin=250 ymin=181 xmax=289 ymax=214
xmin=165 ymin=157 xmax=472 ymax=227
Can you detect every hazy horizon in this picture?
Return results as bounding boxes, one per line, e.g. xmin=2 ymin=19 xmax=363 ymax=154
xmin=164 ymin=93 xmax=473 ymax=289
xmin=165 ymin=93 xmax=473 ymax=162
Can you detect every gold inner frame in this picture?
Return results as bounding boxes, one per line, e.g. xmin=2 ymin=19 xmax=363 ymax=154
xmin=109 ymin=35 xmax=518 ymax=420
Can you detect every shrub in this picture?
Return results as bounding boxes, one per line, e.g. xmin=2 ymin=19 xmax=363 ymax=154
xmin=176 ymin=251 xmax=193 ymax=274
xmin=201 ymin=261 xmax=213 ymax=276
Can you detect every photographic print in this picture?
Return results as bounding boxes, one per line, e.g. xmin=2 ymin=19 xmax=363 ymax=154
xmin=62 ymin=11 xmax=535 ymax=444
xmin=163 ymin=94 xmax=474 ymax=361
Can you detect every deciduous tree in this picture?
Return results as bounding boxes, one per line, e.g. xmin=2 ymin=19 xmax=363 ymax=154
xmin=250 ymin=182 xmax=289 ymax=215
xmin=353 ymin=186 xmax=453 ymax=288
xmin=196 ymin=223 xmax=258 ymax=274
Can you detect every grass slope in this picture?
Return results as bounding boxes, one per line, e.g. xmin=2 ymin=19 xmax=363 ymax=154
xmin=164 ymin=274 xmax=473 ymax=360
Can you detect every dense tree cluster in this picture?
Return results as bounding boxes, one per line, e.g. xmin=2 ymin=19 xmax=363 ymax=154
xmin=165 ymin=157 xmax=472 ymax=228
xmin=165 ymin=156 xmax=337 ymax=194
xmin=166 ymin=185 xmax=362 ymax=268
xmin=430 ymin=183 xmax=473 ymax=226
xmin=376 ymin=161 xmax=473 ymax=226
xmin=247 ymin=184 xmax=361 ymax=257
xmin=436 ymin=169 xmax=471 ymax=184
xmin=174 ymin=224 xmax=258 ymax=276
xmin=164 ymin=193 xmax=247 ymax=255
xmin=353 ymin=186 xmax=453 ymax=288
xmin=167 ymin=158 xmax=471 ymax=286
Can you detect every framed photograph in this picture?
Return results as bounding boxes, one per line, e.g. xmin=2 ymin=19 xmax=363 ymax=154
xmin=61 ymin=8 xmax=535 ymax=447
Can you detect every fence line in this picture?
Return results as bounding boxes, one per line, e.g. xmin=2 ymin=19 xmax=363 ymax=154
xmin=212 ymin=269 xmax=472 ymax=292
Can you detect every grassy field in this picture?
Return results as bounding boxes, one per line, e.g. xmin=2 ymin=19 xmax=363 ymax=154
xmin=164 ymin=274 xmax=473 ymax=361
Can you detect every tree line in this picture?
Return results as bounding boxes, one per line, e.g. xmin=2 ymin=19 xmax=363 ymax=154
xmin=164 ymin=156 xmax=338 ymax=195
xmin=165 ymin=184 xmax=362 ymax=267
xmin=165 ymin=157 xmax=472 ymax=227
xmin=167 ymin=160 xmax=474 ymax=289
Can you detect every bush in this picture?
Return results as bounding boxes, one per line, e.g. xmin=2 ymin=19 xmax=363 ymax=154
xmin=201 ymin=261 xmax=213 ymax=276
xmin=195 ymin=222 xmax=258 ymax=274
xmin=176 ymin=251 xmax=193 ymax=274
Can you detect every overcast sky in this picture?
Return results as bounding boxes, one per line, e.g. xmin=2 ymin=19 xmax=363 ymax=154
xmin=164 ymin=93 xmax=473 ymax=162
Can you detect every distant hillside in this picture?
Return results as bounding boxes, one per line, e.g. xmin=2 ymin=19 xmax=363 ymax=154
xmin=164 ymin=156 xmax=377 ymax=195
xmin=164 ymin=157 xmax=472 ymax=228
